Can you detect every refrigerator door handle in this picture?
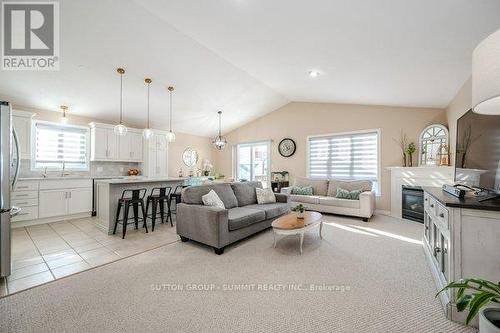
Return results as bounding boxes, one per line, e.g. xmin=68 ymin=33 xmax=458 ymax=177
xmin=12 ymin=127 xmax=20 ymax=189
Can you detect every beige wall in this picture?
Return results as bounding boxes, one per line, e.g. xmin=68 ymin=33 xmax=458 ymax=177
xmin=445 ymin=78 xmax=472 ymax=165
xmin=213 ymin=102 xmax=447 ymax=211
xmin=168 ymin=133 xmax=214 ymax=177
xmin=14 ymin=105 xmax=214 ymax=177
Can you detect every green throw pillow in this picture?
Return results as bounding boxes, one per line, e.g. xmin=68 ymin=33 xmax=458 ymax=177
xmin=291 ymin=186 xmax=313 ymax=195
xmin=336 ymin=188 xmax=362 ymax=200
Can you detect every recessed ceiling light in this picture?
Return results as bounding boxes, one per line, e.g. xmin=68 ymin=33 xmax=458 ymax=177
xmin=309 ymin=70 xmax=320 ymax=78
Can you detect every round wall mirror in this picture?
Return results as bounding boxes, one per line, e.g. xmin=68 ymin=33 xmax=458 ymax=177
xmin=419 ymin=124 xmax=449 ymax=166
xmin=182 ymin=147 xmax=198 ymax=167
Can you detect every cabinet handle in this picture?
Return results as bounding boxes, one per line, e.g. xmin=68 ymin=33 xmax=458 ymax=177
xmin=424 ymin=198 xmax=428 ymax=201
xmin=17 ymin=186 xmax=29 ymax=189
xmin=17 ymin=202 xmax=28 ymax=205
xmin=434 ymin=247 xmax=441 ymax=255
xmin=425 ymin=226 xmax=429 ymax=230
xmin=430 ymin=204 xmax=434 ymax=208
xmin=69 ymin=192 xmax=72 ymax=199
xmin=15 ymin=194 xmax=29 ymax=197
xmin=439 ymin=213 xmax=444 ymax=218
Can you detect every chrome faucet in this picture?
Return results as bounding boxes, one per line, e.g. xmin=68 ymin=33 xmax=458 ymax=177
xmin=60 ymin=161 xmax=70 ymax=177
xmin=42 ymin=167 xmax=48 ymax=178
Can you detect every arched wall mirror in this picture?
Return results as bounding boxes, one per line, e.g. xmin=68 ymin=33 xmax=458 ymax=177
xmin=182 ymin=147 xmax=198 ymax=167
xmin=419 ymin=124 xmax=449 ymax=166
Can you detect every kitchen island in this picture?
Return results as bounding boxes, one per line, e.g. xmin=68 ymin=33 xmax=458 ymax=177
xmin=95 ymin=177 xmax=186 ymax=233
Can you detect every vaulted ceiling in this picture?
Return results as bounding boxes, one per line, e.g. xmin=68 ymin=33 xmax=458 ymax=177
xmin=1 ymin=0 xmax=499 ymax=136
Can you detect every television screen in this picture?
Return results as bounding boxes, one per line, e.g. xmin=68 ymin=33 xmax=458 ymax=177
xmin=455 ymin=109 xmax=500 ymax=191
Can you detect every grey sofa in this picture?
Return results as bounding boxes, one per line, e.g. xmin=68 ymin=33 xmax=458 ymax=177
xmin=176 ymin=182 xmax=290 ymax=254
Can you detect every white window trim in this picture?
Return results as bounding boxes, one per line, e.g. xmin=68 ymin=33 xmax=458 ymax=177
xmin=233 ymin=140 xmax=272 ymax=186
xmin=31 ymin=120 xmax=91 ymax=171
xmin=306 ymin=128 xmax=381 ymax=195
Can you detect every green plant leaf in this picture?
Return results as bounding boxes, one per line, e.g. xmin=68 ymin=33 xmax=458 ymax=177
xmin=465 ymin=293 xmax=495 ymax=325
xmin=456 ymin=294 xmax=473 ymax=312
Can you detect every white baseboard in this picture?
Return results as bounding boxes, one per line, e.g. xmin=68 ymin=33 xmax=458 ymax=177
xmin=374 ymin=209 xmax=391 ymax=216
xmin=11 ymin=212 xmax=92 ymax=228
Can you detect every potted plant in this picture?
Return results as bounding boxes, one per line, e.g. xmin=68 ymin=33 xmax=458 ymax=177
xmin=292 ymin=204 xmax=306 ymax=219
xmin=437 ymin=278 xmax=500 ymax=332
xmin=405 ymin=142 xmax=416 ymax=167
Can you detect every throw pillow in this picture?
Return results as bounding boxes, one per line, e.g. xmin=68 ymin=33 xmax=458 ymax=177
xmin=256 ymin=187 xmax=276 ymax=204
xmin=335 ymin=187 xmax=362 ymax=200
xmin=202 ymin=190 xmax=225 ymax=209
xmin=291 ymin=186 xmax=313 ymax=196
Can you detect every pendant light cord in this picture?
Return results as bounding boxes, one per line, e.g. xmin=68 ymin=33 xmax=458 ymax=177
xmin=119 ymin=73 xmax=123 ymax=124
xmin=147 ymin=81 xmax=150 ymax=128
xmin=218 ymin=111 xmax=222 ymax=137
xmin=169 ymin=89 xmax=173 ymax=132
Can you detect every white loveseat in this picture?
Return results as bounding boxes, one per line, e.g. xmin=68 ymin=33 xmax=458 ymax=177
xmin=281 ymin=177 xmax=376 ymax=221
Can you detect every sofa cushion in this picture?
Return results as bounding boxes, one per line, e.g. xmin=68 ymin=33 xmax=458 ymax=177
xmin=294 ymin=177 xmax=329 ymax=196
xmin=182 ymin=183 xmax=238 ymax=209
xmin=245 ymin=203 xmax=290 ymax=220
xmin=227 ymin=207 xmax=266 ymax=231
xmin=318 ymin=197 xmax=360 ymax=209
xmin=335 ymin=188 xmax=362 ymax=200
xmin=201 ymin=190 xmax=225 ymax=209
xmin=327 ymin=179 xmax=373 ymax=197
xmin=256 ymin=187 xmax=276 ymax=204
xmin=290 ymin=194 xmax=320 ymax=204
xmin=291 ymin=186 xmax=313 ymax=195
xmin=230 ymin=181 xmax=262 ymax=206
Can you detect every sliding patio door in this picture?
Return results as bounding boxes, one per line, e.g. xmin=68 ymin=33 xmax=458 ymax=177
xmin=235 ymin=141 xmax=271 ymax=187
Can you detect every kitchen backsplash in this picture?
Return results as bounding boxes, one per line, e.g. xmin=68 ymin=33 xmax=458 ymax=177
xmin=19 ymin=159 xmax=141 ymax=178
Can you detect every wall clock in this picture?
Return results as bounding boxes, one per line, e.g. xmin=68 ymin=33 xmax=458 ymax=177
xmin=278 ymin=138 xmax=296 ymax=157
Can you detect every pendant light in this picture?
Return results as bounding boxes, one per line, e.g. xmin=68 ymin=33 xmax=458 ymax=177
xmin=472 ymin=28 xmax=500 ymax=115
xmin=143 ymin=78 xmax=153 ymax=140
xmin=60 ymin=105 xmax=68 ymax=123
xmin=114 ymin=67 xmax=128 ymax=136
xmin=212 ymin=110 xmax=227 ymax=150
xmin=166 ymin=86 xmax=176 ymax=142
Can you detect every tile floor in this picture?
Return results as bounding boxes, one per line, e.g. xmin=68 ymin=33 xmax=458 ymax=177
xmin=1 ymin=217 xmax=179 ymax=296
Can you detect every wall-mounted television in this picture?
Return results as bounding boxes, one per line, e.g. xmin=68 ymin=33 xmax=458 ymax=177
xmin=455 ymin=109 xmax=500 ymax=193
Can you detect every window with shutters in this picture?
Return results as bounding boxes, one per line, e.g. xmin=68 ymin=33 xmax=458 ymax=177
xmin=31 ymin=121 xmax=90 ymax=170
xmin=307 ymin=129 xmax=380 ymax=194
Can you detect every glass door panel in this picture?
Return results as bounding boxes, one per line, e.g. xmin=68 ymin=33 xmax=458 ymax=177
xmin=236 ymin=142 xmax=270 ymax=188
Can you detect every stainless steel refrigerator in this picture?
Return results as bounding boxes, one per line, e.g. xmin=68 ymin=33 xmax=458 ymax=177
xmin=0 ymin=101 xmax=21 ymax=277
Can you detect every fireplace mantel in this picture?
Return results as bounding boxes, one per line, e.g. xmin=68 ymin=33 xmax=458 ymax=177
xmin=387 ymin=166 xmax=453 ymax=218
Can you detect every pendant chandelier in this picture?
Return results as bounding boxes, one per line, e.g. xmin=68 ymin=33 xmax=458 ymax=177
xmin=60 ymin=105 xmax=68 ymax=123
xmin=114 ymin=67 xmax=128 ymax=136
xmin=143 ymin=78 xmax=153 ymax=139
xmin=166 ymin=86 xmax=176 ymax=143
xmin=212 ymin=110 xmax=227 ymax=150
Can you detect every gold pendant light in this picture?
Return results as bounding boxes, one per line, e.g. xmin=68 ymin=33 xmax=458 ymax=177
xmin=166 ymin=86 xmax=176 ymax=143
xmin=143 ymin=78 xmax=153 ymax=139
xmin=114 ymin=67 xmax=128 ymax=136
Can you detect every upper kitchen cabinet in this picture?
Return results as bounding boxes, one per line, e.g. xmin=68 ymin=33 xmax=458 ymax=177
xmin=89 ymin=123 xmax=142 ymax=162
xmin=142 ymin=130 xmax=169 ymax=177
xmin=12 ymin=110 xmax=35 ymax=159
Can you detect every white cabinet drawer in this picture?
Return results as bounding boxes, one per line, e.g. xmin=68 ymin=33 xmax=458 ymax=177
xmin=436 ymin=203 xmax=449 ymax=230
xmin=11 ymin=198 xmax=38 ymax=207
xmin=424 ymin=193 xmax=437 ymax=216
xmin=11 ymin=206 xmax=38 ymax=222
xmin=39 ymin=179 xmax=92 ymax=190
xmin=11 ymin=191 xmax=38 ymax=200
xmin=13 ymin=181 xmax=39 ymax=191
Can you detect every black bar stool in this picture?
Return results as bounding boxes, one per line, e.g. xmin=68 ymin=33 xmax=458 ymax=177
xmin=113 ymin=189 xmax=148 ymax=239
xmin=145 ymin=187 xmax=172 ymax=231
xmin=168 ymin=185 xmax=187 ymax=224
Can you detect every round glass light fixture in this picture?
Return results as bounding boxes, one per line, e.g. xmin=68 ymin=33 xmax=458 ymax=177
xmin=166 ymin=131 xmax=176 ymax=143
xmin=60 ymin=105 xmax=68 ymax=123
xmin=472 ymin=28 xmax=500 ymax=115
xmin=308 ymin=70 xmax=320 ymax=78
xmin=143 ymin=78 xmax=153 ymax=139
xmin=114 ymin=67 xmax=128 ymax=136
xmin=212 ymin=110 xmax=227 ymax=150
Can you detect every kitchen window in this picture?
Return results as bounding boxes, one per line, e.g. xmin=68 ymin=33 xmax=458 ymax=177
xmin=32 ymin=121 xmax=90 ymax=170
xmin=307 ymin=129 xmax=380 ymax=194
xmin=234 ymin=141 xmax=271 ymax=187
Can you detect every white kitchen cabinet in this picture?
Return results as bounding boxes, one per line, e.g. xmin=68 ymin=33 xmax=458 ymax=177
xmin=12 ymin=110 xmax=35 ymax=159
xmin=68 ymin=188 xmax=92 ymax=214
xmin=118 ymin=130 xmax=143 ymax=161
xmin=90 ymin=123 xmax=142 ymax=162
xmin=39 ymin=190 xmax=68 ymax=218
xmin=142 ymin=131 xmax=169 ymax=177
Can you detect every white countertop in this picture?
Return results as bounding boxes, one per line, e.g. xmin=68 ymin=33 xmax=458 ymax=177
xmin=18 ymin=175 xmax=142 ymax=181
xmin=95 ymin=177 xmax=187 ymax=185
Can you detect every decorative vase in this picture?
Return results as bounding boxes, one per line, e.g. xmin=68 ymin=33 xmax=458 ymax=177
xmin=402 ymin=154 xmax=407 ymax=167
xmin=296 ymin=211 xmax=305 ymax=219
xmin=480 ymin=308 xmax=500 ymax=333
xmin=408 ymin=153 xmax=413 ymax=167
xmin=203 ymin=171 xmax=210 ymax=176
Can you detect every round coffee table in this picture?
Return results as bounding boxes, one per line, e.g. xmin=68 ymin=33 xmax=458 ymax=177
xmin=271 ymin=211 xmax=323 ymax=254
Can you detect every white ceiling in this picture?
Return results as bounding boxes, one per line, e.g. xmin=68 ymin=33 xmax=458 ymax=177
xmin=1 ymin=0 xmax=500 ymax=136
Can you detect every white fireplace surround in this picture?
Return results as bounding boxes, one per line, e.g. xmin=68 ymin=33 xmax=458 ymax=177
xmin=388 ymin=167 xmax=453 ymax=218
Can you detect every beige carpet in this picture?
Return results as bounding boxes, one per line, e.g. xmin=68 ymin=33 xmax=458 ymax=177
xmin=0 ymin=214 xmax=476 ymax=333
